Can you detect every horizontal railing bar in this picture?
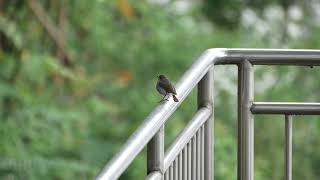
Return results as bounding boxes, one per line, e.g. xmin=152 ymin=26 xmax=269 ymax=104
xmin=164 ymin=107 xmax=211 ymax=171
xmin=145 ymin=171 xmax=162 ymax=180
xmin=251 ymin=102 xmax=320 ymax=115
xmin=216 ymin=48 xmax=320 ymax=66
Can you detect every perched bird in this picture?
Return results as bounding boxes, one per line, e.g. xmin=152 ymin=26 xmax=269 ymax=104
xmin=156 ymin=75 xmax=179 ymax=102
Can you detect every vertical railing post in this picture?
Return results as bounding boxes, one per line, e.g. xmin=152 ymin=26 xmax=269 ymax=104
xmin=198 ymin=66 xmax=214 ymax=180
xmin=285 ymin=115 xmax=292 ymax=180
xmin=238 ymin=60 xmax=254 ymax=180
xmin=147 ymin=126 xmax=164 ymax=179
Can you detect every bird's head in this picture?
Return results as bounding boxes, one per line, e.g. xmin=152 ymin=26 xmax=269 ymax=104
xmin=158 ymin=74 xmax=166 ymax=80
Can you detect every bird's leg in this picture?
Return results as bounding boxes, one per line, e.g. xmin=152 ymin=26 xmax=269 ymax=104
xmin=159 ymin=93 xmax=167 ymax=102
xmin=164 ymin=93 xmax=169 ymax=101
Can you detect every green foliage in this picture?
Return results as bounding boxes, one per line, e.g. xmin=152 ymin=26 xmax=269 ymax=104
xmin=0 ymin=0 xmax=320 ymax=179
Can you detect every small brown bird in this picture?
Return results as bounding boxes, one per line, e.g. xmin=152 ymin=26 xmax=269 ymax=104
xmin=156 ymin=75 xmax=179 ymax=102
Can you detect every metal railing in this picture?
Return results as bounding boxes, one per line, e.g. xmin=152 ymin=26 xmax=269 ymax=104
xmin=95 ymin=48 xmax=320 ymax=180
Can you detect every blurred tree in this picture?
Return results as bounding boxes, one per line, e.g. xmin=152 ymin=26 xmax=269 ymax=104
xmin=201 ymin=0 xmax=295 ymax=30
xmin=202 ymin=0 xmax=243 ymax=29
xmin=0 ymin=0 xmax=320 ymax=179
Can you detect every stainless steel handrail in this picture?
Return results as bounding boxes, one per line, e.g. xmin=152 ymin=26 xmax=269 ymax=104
xmin=251 ymin=102 xmax=320 ymax=115
xmin=95 ymin=48 xmax=320 ymax=180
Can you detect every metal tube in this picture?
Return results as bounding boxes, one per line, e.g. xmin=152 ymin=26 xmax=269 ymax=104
xmin=145 ymin=171 xmax=162 ymax=180
xmin=183 ymin=147 xmax=187 ymax=180
xmin=251 ymin=102 xmax=320 ymax=115
xmin=188 ymin=143 xmax=191 ymax=180
xmin=238 ymin=60 xmax=254 ymax=180
xmin=198 ymin=66 xmax=214 ymax=180
xmin=192 ymin=135 xmax=197 ymax=180
xmin=201 ymin=126 xmax=205 ymax=180
xmin=164 ymin=107 xmax=211 ymax=170
xmin=285 ymin=115 xmax=293 ymax=180
xmin=197 ymin=130 xmax=201 ymax=180
xmin=179 ymin=153 xmax=182 ymax=180
xmin=169 ymin=165 xmax=173 ymax=180
xmin=174 ymin=159 xmax=178 ymax=180
xmin=147 ymin=126 xmax=164 ymax=177
xmin=165 ymin=170 xmax=169 ymax=180
xmin=215 ymin=48 xmax=320 ymax=66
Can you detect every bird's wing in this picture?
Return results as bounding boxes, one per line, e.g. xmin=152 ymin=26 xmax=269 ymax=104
xmin=160 ymin=79 xmax=177 ymax=94
xmin=171 ymin=85 xmax=177 ymax=94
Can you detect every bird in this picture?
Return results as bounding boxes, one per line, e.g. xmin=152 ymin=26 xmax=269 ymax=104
xmin=156 ymin=75 xmax=179 ymax=102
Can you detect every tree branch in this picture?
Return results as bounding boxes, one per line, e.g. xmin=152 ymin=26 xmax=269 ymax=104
xmin=26 ymin=0 xmax=73 ymax=67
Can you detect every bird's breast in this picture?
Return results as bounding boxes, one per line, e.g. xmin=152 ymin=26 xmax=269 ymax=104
xmin=156 ymin=83 xmax=167 ymax=95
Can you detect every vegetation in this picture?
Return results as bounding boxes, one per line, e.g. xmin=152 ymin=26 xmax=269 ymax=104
xmin=0 ymin=0 xmax=320 ymax=179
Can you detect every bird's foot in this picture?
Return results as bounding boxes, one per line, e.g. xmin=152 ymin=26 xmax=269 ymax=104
xmin=158 ymin=97 xmax=169 ymax=103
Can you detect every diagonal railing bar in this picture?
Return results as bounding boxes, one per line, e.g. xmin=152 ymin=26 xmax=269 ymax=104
xmin=164 ymin=107 xmax=211 ymax=171
xmin=95 ymin=48 xmax=320 ymax=180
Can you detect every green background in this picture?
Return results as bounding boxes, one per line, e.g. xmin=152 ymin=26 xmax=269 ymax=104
xmin=1 ymin=0 xmax=320 ymax=179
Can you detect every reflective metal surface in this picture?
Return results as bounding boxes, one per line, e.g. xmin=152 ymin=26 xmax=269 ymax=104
xmin=238 ymin=60 xmax=254 ymax=180
xmin=217 ymin=48 xmax=320 ymax=65
xmin=146 ymin=171 xmax=162 ymax=180
xmin=95 ymin=49 xmax=320 ymax=180
xmin=251 ymin=102 xmax=320 ymax=115
xmin=198 ymin=67 xmax=214 ymax=180
xmin=285 ymin=115 xmax=293 ymax=180
xmin=164 ymin=108 xmax=211 ymax=171
xmin=147 ymin=126 xmax=164 ymax=176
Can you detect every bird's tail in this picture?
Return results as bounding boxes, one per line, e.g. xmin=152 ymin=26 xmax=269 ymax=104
xmin=172 ymin=95 xmax=179 ymax=102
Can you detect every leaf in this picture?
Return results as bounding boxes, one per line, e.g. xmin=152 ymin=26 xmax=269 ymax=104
xmin=117 ymin=0 xmax=135 ymax=20
xmin=115 ymin=70 xmax=133 ymax=87
xmin=44 ymin=56 xmax=77 ymax=80
xmin=0 ymin=15 xmax=23 ymax=50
